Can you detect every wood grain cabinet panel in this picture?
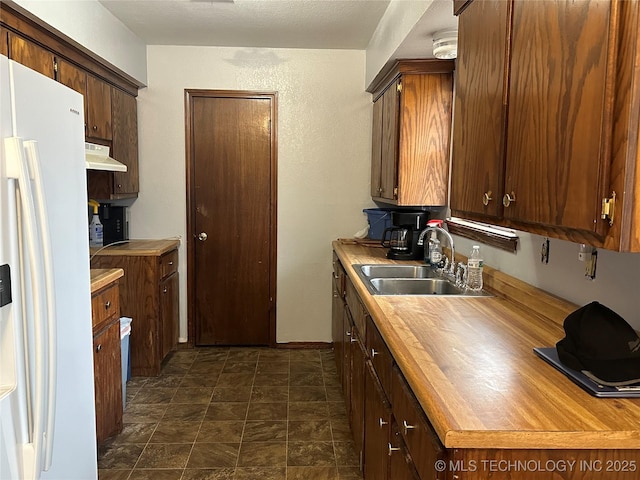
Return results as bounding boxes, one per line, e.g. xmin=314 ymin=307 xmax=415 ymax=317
xmin=369 ymin=60 xmax=454 ymax=207
xmin=332 ymin=272 xmax=345 ymax=386
xmin=91 ymin=281 xmax=123 ymax=444
xmin=366 ymin=315 xmax=393 ymax=400
xmin=349 ymin=326 xmax=366 ymax=470
xmin=388 ymin=422 xmax=421 ymax=480
xmin=111 ymin=87 xmax=139 ymax=196
xmin=451 ymin=0 xmax=640 ymax=251
xmin=363 ymin=362 xmax=392 ymax=480
xmin=86 ymin=74 xmax=112 ymax=141
xmin=8 ymin=32 xmax=54 ymax=78
xmin=1 ymin=26 xmax=9 ymax=57
xmin=92 ymin=248 xmax=179 ymax=376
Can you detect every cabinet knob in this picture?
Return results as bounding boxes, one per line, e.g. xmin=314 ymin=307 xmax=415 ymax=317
xmin=388 ymin=443 xmax=401 ymax=456
xmin=92 ymin=125 xmax=97 ymax=131
xmin=168 ymin=261 xmax=174 ymax=266
xmin=371 ymin=348 xmax=379 ymax=357
xmin=95 ymin=344 xmax=102 ymax=352
xmin=117 ymin=184 xmax=122 ymax=189
xmin=163 ymin=287 xmax=168 ymax=293
xmin=104 ymin=300 xmax=111 ymax=310
xmin=379 ymin=418 xmax=388 ymax=428
xmin=482 ymin=191 xmax=493 ymax=206
xmin=403 ymin=420 xmax=416 ymax=435
xmin=503 ymin=192 xmax=516 ymax=207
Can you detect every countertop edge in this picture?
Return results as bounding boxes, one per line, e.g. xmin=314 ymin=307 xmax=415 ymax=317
xmin=90 ymin=268 xmax=124 ymax=294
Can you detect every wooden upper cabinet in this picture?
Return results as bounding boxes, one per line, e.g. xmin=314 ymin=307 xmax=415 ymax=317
xmin=57 ymin=59 xmax=88 ymax=133
xmin=0 ymin=26 xmax=8 ymax=57
xmin=504 ymin=0 xmax=612 ymax=235
xmin=111 ymin=87 xmax=139 ymax=195
xmin=87 ymin=74 xmax=112 ymax=141
xmin=8 ymin=32 xmax=54 ymax=78
xmin=369 ymin=60 xmax=454 ymax=207
xmin=450 ymin=0 xmax=510 ymax=219
xmin=451 ymin=0 xmax=640 ymax=251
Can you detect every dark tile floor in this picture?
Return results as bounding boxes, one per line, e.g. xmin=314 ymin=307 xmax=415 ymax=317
xmin=97 ymin=347 xmax=362 ymax=480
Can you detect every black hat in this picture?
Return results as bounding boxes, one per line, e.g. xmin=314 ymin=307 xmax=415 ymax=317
xmin=556 ymin=301 xmax=640 ymax=386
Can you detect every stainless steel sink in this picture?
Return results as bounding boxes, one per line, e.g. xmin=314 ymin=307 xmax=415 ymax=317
xmin=353 ymin=264 xmax=491 ymax=297
xmin=358 ymin=264 xmax=439 ymax=279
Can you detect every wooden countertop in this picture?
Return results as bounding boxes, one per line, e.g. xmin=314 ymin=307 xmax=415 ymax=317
xmin=90 ymin=268 xmax=124 ymax=294
xmin=90 ymin=239 xmax=180 ymax=257
xmin=333 ymin=240 xmax=640 ymax=450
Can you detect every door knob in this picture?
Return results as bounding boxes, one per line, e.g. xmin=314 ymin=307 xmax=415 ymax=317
xmin=198 ymin=232 xmax=208 ymax=241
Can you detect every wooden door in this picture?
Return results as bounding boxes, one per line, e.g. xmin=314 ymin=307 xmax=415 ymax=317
xmin=350 ymin=329 xmax=366 ymax=469
xmin=364 ymin=363 xmax=392 ymax=480
xmin=93 ymin=321 xmax=122 ymax=443
xmin=504 ymin=0 xmax=613 ymax=233
xmin=380 ymin=80 xmax=400 ymax=201
xmin=112 ymin=87 xmax=139 ymax=195
xmin=371 ymin=97 xmax=384 ymax=197
xmin=86 ymin=74 xmax=112 ymax=140
xmin=187 ymin=90 xmax=277 ymax=346
xmin=332 ymin=274 xmax=345 ymax=384
xmin=160 ymin=272 xmax=179 ymax=359
xmin=388 ymin=424 xmax=420 ymax=480
xmin=450 ymin=0 xmax=510 ymax=219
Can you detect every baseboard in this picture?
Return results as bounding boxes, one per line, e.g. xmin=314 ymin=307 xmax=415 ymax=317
xmin=275 ymin=342 xmax=332 ymax=349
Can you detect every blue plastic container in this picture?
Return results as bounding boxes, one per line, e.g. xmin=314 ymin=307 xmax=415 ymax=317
xmin=363 ymin=208 xmax=393 ymax=240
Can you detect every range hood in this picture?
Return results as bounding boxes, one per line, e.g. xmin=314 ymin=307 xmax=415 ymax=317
xmin=85 ymin=142 xmax=127 ymax=172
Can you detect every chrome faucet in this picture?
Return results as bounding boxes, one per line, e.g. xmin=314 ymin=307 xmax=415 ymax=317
xmin=417 ymin=225 xmax=456 ymax=277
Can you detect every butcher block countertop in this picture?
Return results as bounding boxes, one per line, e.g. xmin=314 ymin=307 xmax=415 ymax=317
xmin=90 ymin=268 xmax=124 ymax=294
xmin=333 ymin=240 xmax=640 ymax=450
xmin=90 ymin=239 xmax=180 ymax=257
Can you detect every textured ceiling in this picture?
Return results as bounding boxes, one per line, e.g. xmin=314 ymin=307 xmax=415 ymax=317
xmin=99 ymin=0 xmax=393 ymax=49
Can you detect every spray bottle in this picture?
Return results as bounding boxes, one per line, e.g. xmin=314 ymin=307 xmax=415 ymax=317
xmin=88 ymin=199 xmax=103 ymax=247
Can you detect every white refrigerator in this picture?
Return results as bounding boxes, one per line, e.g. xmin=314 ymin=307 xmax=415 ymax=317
xmin=0 ymin=55 xmax=98 ymax=479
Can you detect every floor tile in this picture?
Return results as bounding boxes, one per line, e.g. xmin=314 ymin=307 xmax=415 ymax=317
xmin=250 ymin=386 xmax=288 ymax=403
xmin=226 ymin=349 xmax=261 ymax=361
xmin=223 ymin=361 xmax=258 ymax=373
xmin=289 ymin=386 xmax=326 ymax=402
xmin=288 ymin=402 xmax=330 ymax=420
xmin=182 ymin=468 xmax=235 ymax=480
xmin=330 ymin=418 xmax=354 ymax=441
xmin=162 ymin=403 xmax=208 ymax=422
xmin=246 ymin=402 xmax=288 ymax=421
xmin=234 ymin=466 xmax=286 ymax=479
xmin=325 ymin=386 xmax=345 ymax=402
xmin=187 ymin=443 xmax=240 ymax=468
xmin=144 ymin=375 xmax=184 ymax=388
xmin=334 ymin=441 xmax=359 ymax=466
xmin=136 ymin=443 xmax=191 ymax=468
xmin=205 ymin=402 xmax=249 ymax=421
xmin=217 ymin=372 xmax=255 ymax=386
xmin=181 ymin=373 xmax=221 ymax=388
xmin=123 ymin=404 xmax=168 ymax=424
xmin=337 ymin=466 xmax=363 ymax=478
xmin=258 ymin=349 xmax=290 ymax=361
xmin=189 ymin=361 xmax=225 ymax=375
xmin=287 ymin=466 xmax=339 ymax=480
xmin=287 ymin=441 xmax=335 ymax=466
xmin=131 ymin=387 xmax=176 ymax=404
xmin=111 ymin=423 xmax=157 ymax=444
xmin=242 ymin=420 xmax=287 ymax=442
xmin=254 ymin=373 xmax=289 ymax=386
xmin=171 ymin=386 xmax=214 ymax=404
xmin=290 ymin=361 xmax=323 ymax=374
xmin=255 ymin=362 xmax=289 ymax=374
xmin=128 ymin=469 xmax=184 ymax=480
xmin=98 ymin=444 xmax=145 ymax=469
xmin=195 ymin=350 xmax=230 ymax=361
xmin=328 ymin=401 xmax=348 ymax=418
xmin=288 ymin=420 xmax=332 ymax=441
xmin=149 ymin=421 xmax=200 ymax=443
xmin=212 ymin=386 xmax=253 ymax=402
xmin=290 ymin=371 xmax=324 ymax=386
xmin=98 ymin=469 xmax=131 ymax=480
xmin=237 ymin=442 xmax=286 ymax=467
xmin=197 ymin=421 xmax=244 ymax=443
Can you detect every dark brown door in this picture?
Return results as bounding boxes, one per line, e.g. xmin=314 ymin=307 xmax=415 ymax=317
xmin=187 ymin=91 xmax=277 ymax=346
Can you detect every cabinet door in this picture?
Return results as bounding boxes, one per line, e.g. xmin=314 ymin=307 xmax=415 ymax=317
xmin=332 ymin=274 xmax=345 ymax=385
xmin=388 ymin=423 xmax=421 ymax=480
xmin=160 ymin=272 xmax=179 ymax=361
xmin=504 ymin=0 xmax=613 ymax=234
xmin=450 ymin=0 xmax=510 ymax=218
xmin=1 ymin=26 xmax=8 ymax=57
xmin=57 ymin=59 xmax=88 ymax=135
xmin=8 ymin=32 xmax=54 ymax=79
xmin=86 ymin=74 xmax=112 ymax=140
xmin=371 ymin=97 xmax=384 ymax=197
xmin=349 ymin=328 xmax=366 ymax=470
xmin=380 ymin=80 xmax=400 ymax=201
xmin=364 ymin=363 xmax=392 ymax=480
xmin=93 ymin=321 xmax=122 ymax=443
xmin=342 ymin=311 xmax=353 ymax=420
xmin=112 ymin=88 xmax=139 ymax=195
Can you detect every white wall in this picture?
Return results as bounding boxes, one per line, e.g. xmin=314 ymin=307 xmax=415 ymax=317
xmin=130 ymin=46 xmax=372 ymax=343
xmin=13 ymin=0 xmax=147 ymax=84
xmin=452 ymin=232 xmax=640 ymax=330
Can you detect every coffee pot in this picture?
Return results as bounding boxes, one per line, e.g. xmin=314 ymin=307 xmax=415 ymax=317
xmin=380 ymin=211 xmax=429 ymax=260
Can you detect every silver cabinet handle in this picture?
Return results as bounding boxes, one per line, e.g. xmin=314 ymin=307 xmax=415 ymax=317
xmin=104 ymin=301 xmax=111 ymax=310
xmin=168 ymin=261 xmax=174 ymax=266
xmin=163 ymin=287 xmax=168 ymax=293
xmin=483 ymin=191 xmax=492 ymax=206
xmin=198 ymin=232 xmax=208 ymax=241
xmin=371 ymin=348 xmax=379 ymax=357
xmin=379 ymin=418 xmax=388 ymax=428
xmin=350 ymin=337 xmax=358 ymax=343
xmin=403 ymin=420 xmax=415 ymax=435
xmin=388 ymin=443 xmax=400 ymax=456
xmin=95 ymin=344 xmax=102 ymax=352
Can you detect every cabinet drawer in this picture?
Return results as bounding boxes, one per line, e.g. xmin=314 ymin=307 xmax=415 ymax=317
xmin=345 ymin=276 xmax=367 ymax=338
xmin=159 ymin=249 xmax=178 ymax=279
xmin=391 ymin=365 xmax=446 ymax=480
xmin=91 ymin=284 xmax=120 ymax=332
xmin=366 ymin=316 xmax=393 ymax=400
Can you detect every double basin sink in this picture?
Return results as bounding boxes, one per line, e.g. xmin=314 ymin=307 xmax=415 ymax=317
xmin=353 ymin=264 xmax=491 ymax=297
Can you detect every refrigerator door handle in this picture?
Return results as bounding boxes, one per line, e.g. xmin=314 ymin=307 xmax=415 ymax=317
xmin=4 ymin=137 xmax=48 ymax=480
xmin=24 ymin=140 xmax=57 ymax=471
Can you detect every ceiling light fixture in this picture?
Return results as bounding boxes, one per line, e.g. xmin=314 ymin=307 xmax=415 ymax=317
xmin=432 ymin=30 xmax=458 ymax=59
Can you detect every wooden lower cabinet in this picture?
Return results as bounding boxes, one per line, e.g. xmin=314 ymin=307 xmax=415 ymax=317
xmin=350 ymin=326 xmax=366 ymax=469
xmin=364 ymin=362 xmax=392 ymax=480
xmin=92 ymin=247 xmax=179 ymax=376
xmin=389 ymin=422 xmax=421 ymax=480
xmin=91 ymin=281 xmax=123 ymax=444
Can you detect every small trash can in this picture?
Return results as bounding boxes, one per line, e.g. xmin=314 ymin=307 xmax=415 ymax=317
xmin=119 ymin=317 xmax=132 ymax=409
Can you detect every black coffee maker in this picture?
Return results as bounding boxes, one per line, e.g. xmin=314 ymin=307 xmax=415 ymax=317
xmin=380 ymin=211 xmax=429 ymax=260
